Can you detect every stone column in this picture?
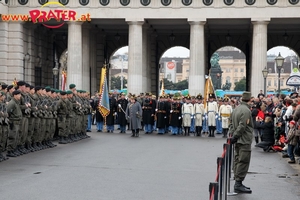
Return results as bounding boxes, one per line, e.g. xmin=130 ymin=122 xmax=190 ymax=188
xmin=251 ymin=19 xmax=269 ymax=96
xmin=7 ymin=22 xmax=24 ymax=82
xmin=67 ymin=22 xmax=83 ymax=89
xmin=82 ymin=24 xmax=90 ymax=92
xmin=0 ymin=22 xmax=8 ymax=84
xmin=188 ymin=20 xmax=206 ymax=96
xmin=126 ymin=19 xmax=144 ymax=95
xmin=90 ymin=29 xmax=97 ymax=94
xmin=142 ymin=24 xmax=149 ymax=92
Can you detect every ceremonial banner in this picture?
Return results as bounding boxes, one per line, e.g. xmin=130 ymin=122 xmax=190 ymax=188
xmin=204 ymin=76 xmax=214 ymax=109
xmin=61 ymin=70 xmax=67 ymax=91
xmin=98 ymin=66 xmax=110 ymax=117
xmin=160 ymin=79 xmax=165 ymax=96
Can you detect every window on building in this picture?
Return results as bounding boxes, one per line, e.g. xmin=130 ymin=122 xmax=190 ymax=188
xmin=267 ymin=80 xmax=271 ymax=86
xmin=35 ymin=67 xmax=42 ymax=86
xmin=274 ymin=80 xmax=277 ymax=87
xmin=234 ymin=68 xmax=238 ymax=72
xmin=225 ymin=68 xmax=230 ymax=73
xmin=240 ymin=68 xmax=244 ymax=72
xmin=226 ymin=76 xmax=231 ymax=83
xmin=280 ymin=81 xmax=283 ymax=86
xmin=281 ymin=68 xmax=284 ymax=73
xmin=234 ymin=79 xmax=238 ymax=83
xmin=268 ymin=68 xmax=272 ymax=73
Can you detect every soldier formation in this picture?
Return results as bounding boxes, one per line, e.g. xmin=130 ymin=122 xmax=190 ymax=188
xmin=91 ymin=91 xmax=234 ymax=138
xmin=0 ymin=82 xmax=91 ymax=162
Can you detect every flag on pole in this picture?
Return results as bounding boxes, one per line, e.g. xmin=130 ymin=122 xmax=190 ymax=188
xmin=98 ymin=65 xmax=110 ymax=117
xmin=12 ymin=78 xmax=17 ymax=87
xmin=203 ymin=75 xmax=215 ymax=109
xmin=160 ymin=79 xmax=165 ymax=96
xmin=61 ymin=70 xmax=67 ymax=91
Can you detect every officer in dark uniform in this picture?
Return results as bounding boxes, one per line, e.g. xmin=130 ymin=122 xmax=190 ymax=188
xmin=106 ymin=92 xmax=117 ymax=133
xmin=169 ymin=95 xmax=182 ymax=135
xmin=156 ymin=95 xmax=167 ymax=134
xmin=117 ymin=93 xmax=128 ymax=133
xmin=142 ymin=92 xmax=155 ymax=134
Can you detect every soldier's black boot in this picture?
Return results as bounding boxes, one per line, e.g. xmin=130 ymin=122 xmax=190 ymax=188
xmin=223 ymin=129 xmax=228 ymax=138
xmin=199 ymin=126 xmax=202 ymax=136
xmin=131 ymin=130 xmax=135 ymax=137
xmin=255 ymin=136 xmax=259 ymax=144
xmin=187 ymin=128 xmax=190 ymax=136
xmin=7 ymin=151 xmax=17 ymax=157
xmin=211 ymin=127 xmax=215 ymax=137
xmin=136 ymin=129 xmax=139 ymax=137
xmin=208 ymin=126 xmax=212 ymax=137
xmin=59 ymin=137 xmax=68 ymax=144
xmin=234 ymin=181 xmax=252 ymax=193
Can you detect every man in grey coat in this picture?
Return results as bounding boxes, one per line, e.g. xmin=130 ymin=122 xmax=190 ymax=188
xmin=126 ymin=95 xmax=142 ymax=137
xmin=229 ymin=91 xmax=254 ymax=194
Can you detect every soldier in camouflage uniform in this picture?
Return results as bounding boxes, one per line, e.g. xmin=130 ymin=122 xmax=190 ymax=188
xmin=0 ymin=92 xmax=9 ymax=161
xmin=57 ymin=91 xmax=69 ymax=144
xmin=6 ymin=90 xmax=23 ymax=157
xmin=17 ymin=81 xmax=31 ymax=154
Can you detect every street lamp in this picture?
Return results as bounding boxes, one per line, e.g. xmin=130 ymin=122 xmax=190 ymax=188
xmin=275 ymin=52 xmax=285 ymax=94
xmin=262 ymin=66 xmax=268 ymax=96
xmin=52 ymin=64 xmax=59 ymax=89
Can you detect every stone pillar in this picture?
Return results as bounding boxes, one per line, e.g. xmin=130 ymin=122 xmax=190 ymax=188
xmin=251 ymin=19 xmax=269 ymax=96
xmin=0 ymin=22 xmax=8 ymax=84
xmin=90 ymin=29 xmax=97 ymax=94
xmin=126 ymin=19 xmax=144 ymax=95
xmin=25 ymin=25 xmax=35 ymax=84
xmin=142 ymin=24 xmax=149 ymax=92
xmin=188 ymin=20 xmax=206 ymax=96
xmin=7 ymin=22 xmax=24 ymax=82
xmin=82 ymin=24 xmax=90 ymax=92
xmin=67 ymin=22 xmax=83 ymax=89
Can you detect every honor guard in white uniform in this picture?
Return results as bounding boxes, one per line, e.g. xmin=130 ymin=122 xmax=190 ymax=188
xmin=206 ymin=93 xmax=218 ymax=137
xmin=182 ymin=95 xmax=194 ymax=136
xmin=194 ymin=94 xmax=205 ymax=136
xmin=219 ymin=96 xmax=233 ymax=138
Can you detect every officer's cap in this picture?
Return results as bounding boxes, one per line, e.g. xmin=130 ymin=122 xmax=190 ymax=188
xmin=7 ymin=85 xmax=14 ymax=91
xmin=35 ymin=86 xmax=42 ymax=91
xmin=66 ymin=90 xmax=73 ymax=95
xmin=12 ymin=90 xmax=21 ymax=96
xmin=17 ymin=81 xmax=26 ymax=86
xmin=1 ymin=84 xmax=8 ymax=90
xmin=69 ymin=84 xmax=76 ymax=89
xmin=60 ymin=91 xmax=67 ymax=95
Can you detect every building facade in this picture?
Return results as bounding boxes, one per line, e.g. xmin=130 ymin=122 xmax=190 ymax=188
xmin=1 ymin=0 xmax=300 ymax=96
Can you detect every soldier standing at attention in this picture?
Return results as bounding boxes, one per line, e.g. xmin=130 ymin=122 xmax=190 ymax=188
xmin=207 ymin=93 xmax=218 ymax=137
xmin=156 ymin=95 xmax=167 ymax=135
xmin=0 ymin=92 xmax=9 ymax=161
xmin=57 ymin=91 xmax=69 ymax=144
xmin=182 ymin=95 xmax=194 ymax=136
xmin=169 ymin=95 xmax=182 ymax=135
xmin=229 ymin=91 xmax=253 ymax=194
xmin=17 ymin=81 xmax=31 ymax=154
xmin=106 ymin=92 xmax=117 ymax=133
xmin=117 ymin=93 xmax=128 ymax=133
xmin=219 ymin=96 xmax=233 ymax=138
xmin=194 ymin=94 xmax=205 ymax=136
xmin=6 ymin=90 xmax=22 ymax=157
xmin=142 ymin=93 xmax=155 ymax=134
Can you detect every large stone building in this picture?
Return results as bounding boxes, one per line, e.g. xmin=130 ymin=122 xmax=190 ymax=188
xmin=1 ymin=0 xmax=300 ymax=96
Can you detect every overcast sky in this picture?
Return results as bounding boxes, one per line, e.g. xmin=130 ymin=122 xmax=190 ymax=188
xmin=115 ymin=46 xmax=297 ymax=58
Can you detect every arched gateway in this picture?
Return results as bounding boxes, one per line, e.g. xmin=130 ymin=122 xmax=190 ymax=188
xmin=1 ymin=1 xmax=300 ymax=96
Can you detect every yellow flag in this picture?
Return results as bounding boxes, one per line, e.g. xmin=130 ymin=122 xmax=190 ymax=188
xmin=204 ymin=76 xmax=214 ymax=109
